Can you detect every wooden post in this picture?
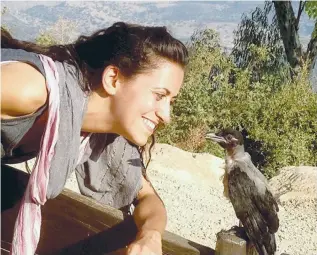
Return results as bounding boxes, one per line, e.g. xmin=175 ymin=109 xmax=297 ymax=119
xmin=215 ymin=226 xmax=258 ymax=255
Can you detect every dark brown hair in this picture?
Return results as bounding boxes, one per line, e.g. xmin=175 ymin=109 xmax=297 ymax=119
xmin=1 ymin=22 xmax=188 ymax=91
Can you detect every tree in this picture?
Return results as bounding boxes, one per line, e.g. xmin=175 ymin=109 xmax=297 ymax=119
xmin=232 ymin=1 xmax=317 ymax=78
xmin=35 ymin=17 xmax=79 ymax=45
xmin=35 ymin=33 xmax=57 ymax=46
xmin=231 ymin=2 xmax=290 ymax=82
xmin=273 ymin=1 xmax=303 ymax=69
xmin=157 ymin=26 xmax=317 ymax=177
xmin=305 ymin=1 xmax=317 ymax=61
xmin=271 ymin=1 xmax=317 ymax=68
xmin=305 ymin=1 xmax=317 ymax=19
xmin=1 ymin=6 xmax=9 ymax=32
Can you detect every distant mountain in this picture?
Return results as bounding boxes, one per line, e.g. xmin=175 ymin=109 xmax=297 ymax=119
xmin=1 ymin=1 xmax=314 ymax=51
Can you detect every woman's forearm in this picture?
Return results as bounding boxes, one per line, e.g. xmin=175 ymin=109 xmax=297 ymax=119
xmin=133 ymin=193 xmax=167 ymax=235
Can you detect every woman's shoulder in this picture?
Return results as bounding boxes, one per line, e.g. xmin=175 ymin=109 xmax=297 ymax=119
xmin=1 ymin=48 xmax=46 ymax=76
xmin=1 ymin=60 xmax=48 ymax=119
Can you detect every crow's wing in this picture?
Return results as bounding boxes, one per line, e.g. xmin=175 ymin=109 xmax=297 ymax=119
xmin=228 ymin=165 xmax=279 ymax=255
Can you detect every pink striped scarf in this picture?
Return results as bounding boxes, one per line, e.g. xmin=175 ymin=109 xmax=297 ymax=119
xmin=10 ymin=55 xmax=60 ymax=255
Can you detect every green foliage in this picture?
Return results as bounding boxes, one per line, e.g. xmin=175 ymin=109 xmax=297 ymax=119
xmin=305 ymin=1 xmax=317 ymax=39
xmin=231 ymin=1 xmax=290 ymax=82
xmin=1 ymin=24 xmax=9 ymax=33
xmin=1 ymin=7 xmax=9 ymax=32
xmin=249 ymin=73 xmax=317 ymax=176
xmin=35 ymin=17 xmax=79 ymax=45
xmin=35 ymin=32 xmax=57 ymax=46
xmin=305 ymin=1 xmax=317 ymax=19
xmin=157 ymin=27 xmax=317 ymax=178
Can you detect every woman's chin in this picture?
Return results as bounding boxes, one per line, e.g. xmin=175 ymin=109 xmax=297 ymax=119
xmin=123 ymin=133 xmax=149 ymax=147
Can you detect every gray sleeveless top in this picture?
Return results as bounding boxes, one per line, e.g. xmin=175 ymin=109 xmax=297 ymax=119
xmin=1 ymin=49 xmax=143 ymax=211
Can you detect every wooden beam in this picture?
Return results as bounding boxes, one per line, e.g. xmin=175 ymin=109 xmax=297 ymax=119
xmin=1 ymin=165 xmax=214 ymax=255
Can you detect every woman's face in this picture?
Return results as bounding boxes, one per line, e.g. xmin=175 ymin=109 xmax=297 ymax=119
xmin=112 ymin=60 xmax=184 ymax=146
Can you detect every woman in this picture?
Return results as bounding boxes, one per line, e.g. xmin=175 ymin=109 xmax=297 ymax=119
xmin=1 ymin=22 xmax=188 ymax=255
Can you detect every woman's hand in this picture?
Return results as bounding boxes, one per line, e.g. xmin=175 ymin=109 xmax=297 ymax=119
xmin=126 ymin=229 xmax=162 ymax=255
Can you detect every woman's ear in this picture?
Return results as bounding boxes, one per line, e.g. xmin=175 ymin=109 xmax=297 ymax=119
xmin=101 ymin=65 xmax=120 ymax=96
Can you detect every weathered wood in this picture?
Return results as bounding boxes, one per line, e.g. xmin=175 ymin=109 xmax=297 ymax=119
xmin=1 ymin=165 xmax=215 ymax=255
xmin=215 ymin=227 xmax=257 ymax=255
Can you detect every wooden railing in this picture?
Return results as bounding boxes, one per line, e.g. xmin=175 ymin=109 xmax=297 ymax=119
xmin=1 ymin=165 xmax=215 ymax=255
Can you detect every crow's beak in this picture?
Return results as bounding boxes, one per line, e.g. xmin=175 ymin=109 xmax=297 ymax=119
xmin=205 ymin=133 xmax=227 ymax=144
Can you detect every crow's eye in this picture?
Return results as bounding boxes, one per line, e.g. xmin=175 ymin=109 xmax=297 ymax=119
xmin=226 ymin=134 xmax=233 ymax=140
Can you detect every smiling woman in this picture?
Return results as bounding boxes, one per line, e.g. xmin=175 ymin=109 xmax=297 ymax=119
xmin=1 ymin=22 xmax=188 ymax=255
xmin=110 ymin=60 xmax=184 ymax=145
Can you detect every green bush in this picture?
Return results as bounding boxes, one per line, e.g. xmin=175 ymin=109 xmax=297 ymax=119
xmin=157 ymin=29 xmax=317 ymax=178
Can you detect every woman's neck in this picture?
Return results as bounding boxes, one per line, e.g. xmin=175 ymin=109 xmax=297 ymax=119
xmin=81 ymin=91 xmax=117 ymax=133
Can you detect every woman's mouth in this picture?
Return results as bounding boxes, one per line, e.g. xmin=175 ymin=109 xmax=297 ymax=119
xmin=142 ymin=118 xmax=156 ymax=132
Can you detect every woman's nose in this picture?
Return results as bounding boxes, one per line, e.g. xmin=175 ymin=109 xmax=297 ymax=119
xmin=156 ymin=101 xmax=171 ymax=124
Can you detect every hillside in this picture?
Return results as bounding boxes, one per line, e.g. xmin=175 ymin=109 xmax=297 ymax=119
xmin=1 ymin=1 xmax=314 ymax=50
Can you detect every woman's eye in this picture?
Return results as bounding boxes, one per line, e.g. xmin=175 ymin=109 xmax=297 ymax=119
xmin=154 ymin=93 xmax=165 ymax=101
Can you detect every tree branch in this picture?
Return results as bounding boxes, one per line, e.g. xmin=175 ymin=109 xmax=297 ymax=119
xmin=306 ymin=21 xmax=317 ymax=64
xmin=296 ymin=1 xmax=306 ymax=31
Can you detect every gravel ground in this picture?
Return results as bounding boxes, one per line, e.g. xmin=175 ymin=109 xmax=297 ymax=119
xmin=9 ymin=144 xmax=317 ymax=255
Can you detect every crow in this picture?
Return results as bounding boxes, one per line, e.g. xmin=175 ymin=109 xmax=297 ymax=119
xmin=206 ymin=128 xmax=279 ymax=255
